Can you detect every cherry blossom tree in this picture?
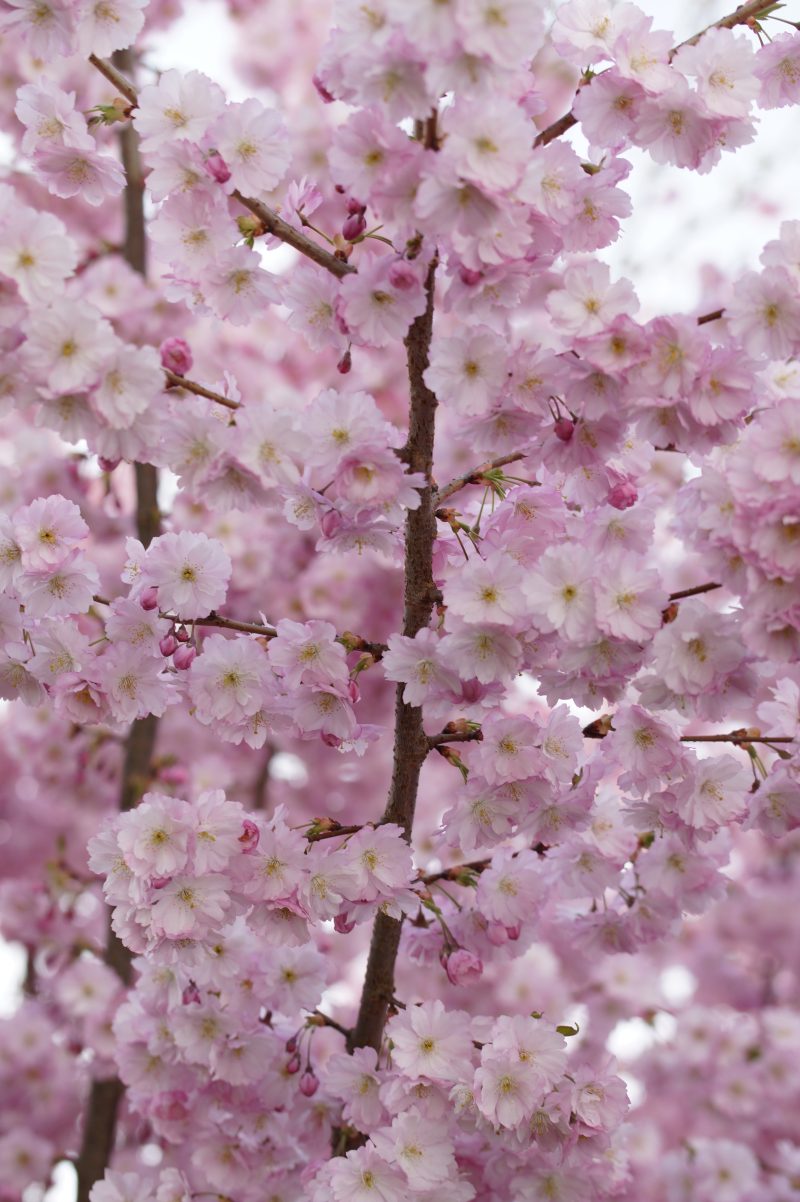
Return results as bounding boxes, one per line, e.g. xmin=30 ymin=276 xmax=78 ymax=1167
xmin=1 ymin=2 xmax=800 ymax=1202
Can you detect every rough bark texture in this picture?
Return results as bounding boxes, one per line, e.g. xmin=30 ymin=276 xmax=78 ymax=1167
xmin=349 ymin=260 xmax=438 ymax=1054
xmin=76 ymin=51 xmax=161 ymax=1202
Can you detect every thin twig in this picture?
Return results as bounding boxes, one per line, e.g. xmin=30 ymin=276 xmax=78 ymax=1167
xmin=86 ymin=55 xmax=356 ymax=280
xmin=164 ymin=369 xmax=241 ymax=410
xmin=680 ymin=734 xmax=795 ymax=744
xmin=434 ymin=452 xmax=528 ymax=505
xmin=88 ymin=52 xmax=138 ymax=107
xmin=534 ymin=1 xmax=774 ymax=148
xmin=669 ymin=582 xmax=723 ymax=601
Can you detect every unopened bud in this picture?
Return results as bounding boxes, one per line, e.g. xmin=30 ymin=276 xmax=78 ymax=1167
xmin=172 ymin=643 xmax=196 ymax=670
xmin=459 ymin=266 xmax=483 ymax=286
xmin=554 ymin=417 xmax=575 ymax=442
xmin=286 ymin=1053 xmax=302 ymax=1074
xmin=320 ymin=509 xmax=342 ymax=538
xmin=98 ymin=456 xmax=120 ymax=472
xmin=140 ymin=586 xmax=159 ymax=612
xmin=336 ymin=350 xmax=352 ymax=375
xmin=159 ymin=634 xmax=178 ymax=657
xmin=159 ymin=337 xmax=193 ymax=376
xmin=204 ymin=150 xmax=231 ymax=184
xmin=607 ymin=480 xmax=638 ymax=510
xmin=299 ymin=1071 xmax=319 ymax=1097
xmin=342 ymin=211 xmax=367 ymax=242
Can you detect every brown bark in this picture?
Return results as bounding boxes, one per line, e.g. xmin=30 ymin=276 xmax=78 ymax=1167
xmin=349 ymin=259 xmax=438 ymax=1054
xmin=75 ymin=50 xmax=161 ymax=1202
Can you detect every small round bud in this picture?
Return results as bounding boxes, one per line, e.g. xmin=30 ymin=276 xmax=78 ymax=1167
xmin=553 ymin=417 xmax=575 ymax=442
xmin=299 ymin=1071 xmax=319 ymax=1097
xmin=342 ymin=212 xmax=367 ymax=242
xmin=159 ymin=337 xmax=193 ymax=376
xmin=159 ymin=634 xmax=178 ymax=657
xmin=172 ymin=644 xmax=197 ymax=671
xmin=140 ymin=586 xmax=159 ymax=612
xmin=607 ymin=480 xmax=638 ymax=510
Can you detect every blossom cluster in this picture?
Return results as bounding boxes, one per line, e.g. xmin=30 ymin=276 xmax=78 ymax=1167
xmin=1 ymin=0 xmax=800 ymax=1201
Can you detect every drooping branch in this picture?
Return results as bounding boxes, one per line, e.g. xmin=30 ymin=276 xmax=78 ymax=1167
xmin=349 ymin=256 xmax=439 ymax=1055
xmin=534 ymin=1 xmax=777 ymax=149
xmin=75 ymin=49 xmax=162 ymax=1202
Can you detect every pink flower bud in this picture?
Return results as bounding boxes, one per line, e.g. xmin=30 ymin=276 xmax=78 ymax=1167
xmin=334 ymin=913 xmax=356 ymax=935
xmin=342 ymin=211 xmax=367 ymax=242
xmin=336 ymin=350 xmax=352 ymax=375
xmin=140 ymin=586 xmax=159 ymax=611
xmin=459 ymin=266 xmax=483 ymax=286
xmin=159 ymin=634 xmax=178 ymax=657
xmin=320 ymin=509 xmax=342 ymax=539
xmin=346 ymin=197 xmax=365 ymax=215
xmin=98 ymin=456 xmax=121 ymax=472
xmin=286 ymin=1053 xmax=302 ymax=1075
xmin=348 ymin=680 xmax=360 ymax=704
xmin=174 ymin=625 xmax=190 ymax=643
xmin=388 ymin=261 xmax=417 ymax=291
xmin=505 ymin=924 xmax=521 ymax=942
xmin=443 ymin=948 xmax=484 ymax=986
xmin=554 ymin=418 xmax=575 ymax=442
xmin=607 ymin=480 xmax=638 ymax=510
xmin=285 ymin=1035 xmax=298 ymax=1054
xmin=312 ymin=74 xmax=335 ymax=103
xmin=182 ymin=982 xmax=202 ymax=1005
xmin=486 ymin=921 xmax=509 ymax=947
xmin=239 ymin=819 xmax=260 ymax=853
xmin=204 ymin=150 xmax=231 ymax=184
xmin=160 ymin=337 xmax=193 ymax=376
xmin=172 ymin=644 xmax=197 ymax=670
xmin=299 ymin=1071 xmax=319 ymax=1097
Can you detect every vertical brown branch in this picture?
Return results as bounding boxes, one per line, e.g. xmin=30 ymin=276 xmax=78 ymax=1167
xmin=349 ymin=258 xmax=438 ymax=1054
xmin=75 ymin=47 xmax=161 ymax=1202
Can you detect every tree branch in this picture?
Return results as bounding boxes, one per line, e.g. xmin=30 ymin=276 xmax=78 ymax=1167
xmin=76 ymin=50 xmax=161 ymax=1202
xmin=669 ymin=582 xmax=722 ymax=601
xmin=232 ymin=192 xmax=356 ymax=279
xmin=434 ymin=452 xmax=528 ymax=505
xmin=87 ymin=55 xmax=357 ymax=280
xmin=534 ymin=1 xmax=774 ymax=148
xmin=163 ymin=369 xmax=241 ymax=410
xmin=88 ymin=52 xmax=138 ymax=107
xmin=349 ymin=256 xmax=439 ymax=1055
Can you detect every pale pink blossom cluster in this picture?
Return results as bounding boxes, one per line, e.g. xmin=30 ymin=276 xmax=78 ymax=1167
xmin=0 ymin=0 xmax=799 ymax=1201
